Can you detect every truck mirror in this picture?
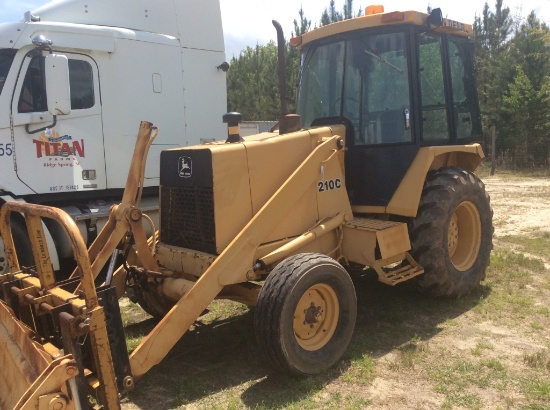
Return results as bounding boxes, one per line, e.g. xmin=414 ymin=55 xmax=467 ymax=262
xmin=45 ymin=54 xmax=71 ymax=116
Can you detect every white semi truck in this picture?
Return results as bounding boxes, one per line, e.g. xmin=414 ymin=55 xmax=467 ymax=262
xmin=0 ymin=0 xmax=228 ymax=273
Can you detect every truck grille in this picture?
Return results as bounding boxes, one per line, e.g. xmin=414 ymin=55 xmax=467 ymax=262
xmin=160 ymin=186 xmax=216 ymax=254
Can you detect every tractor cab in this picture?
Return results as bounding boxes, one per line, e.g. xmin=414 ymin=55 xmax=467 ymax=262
xmin=293 ymin=7 xmax=482 ymax=208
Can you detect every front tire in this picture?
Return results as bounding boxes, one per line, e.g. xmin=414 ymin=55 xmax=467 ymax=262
xmin=409 ymin=167 xmax=493 ymax=297
xmin=134 ymin=286 xmax=175 ymax=319
xmin=255 ymin=253 xmax=357 ymax=376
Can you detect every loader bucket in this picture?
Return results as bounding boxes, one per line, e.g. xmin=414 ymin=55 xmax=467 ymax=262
xmin=0 ymin=300 xmax=50 ymax=409
xmin=0 ymin=201 xmax=121 ymax=410
xmin=0 ymin=301 xmax=77 ymax=409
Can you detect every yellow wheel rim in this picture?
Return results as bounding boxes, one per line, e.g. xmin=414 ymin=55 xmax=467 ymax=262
xmin=448 ymin=201 xmax=481 ymax=271
xmin=293 ymin=283 xmax=339 ymax=351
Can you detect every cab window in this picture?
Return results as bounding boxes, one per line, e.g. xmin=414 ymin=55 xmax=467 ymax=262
xmin=18 ymin=55 xmax=95 ymax=113
xmin=418 ymin=34 xmax=449 ymax=142
xmin=298 ymin=31 xmax=412 ymax=145
xmin=448 ymin=39 xmax=482 ymax=140
xmin=347 ymin=31 xmax=412 ymax=145
xmin=297 ymin=41 xmax=345 ymax=125
xmin=418 ymin=34 xmax=482 ymax=143
xmin=68 ymin=59 xmax=94 ymax=109
xmin=0 ymin=49 xmax=17 ymax=96
xmin=18 ymin=56 xmax=47 ymax=113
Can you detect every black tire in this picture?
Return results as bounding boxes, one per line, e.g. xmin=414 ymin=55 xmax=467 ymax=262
xmin=254 ymin=253 xmax=357 ymax=376
xmin=135 ymin=286 xmax=175 ymax=319
xmin=409 ymin=167 xmax=493 ymax=298
xmin=0 ymin=217 xmax=34 ymax=273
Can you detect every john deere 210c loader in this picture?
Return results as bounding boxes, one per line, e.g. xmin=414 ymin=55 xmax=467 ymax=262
xmin=0 ymin=7 xmax=492 ymax=409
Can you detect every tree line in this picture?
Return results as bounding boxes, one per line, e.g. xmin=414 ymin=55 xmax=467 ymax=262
xmin=226 ymin=0 xmax=550 ymax=168
xmin=474 ymin=0 xmax=550 ymax=167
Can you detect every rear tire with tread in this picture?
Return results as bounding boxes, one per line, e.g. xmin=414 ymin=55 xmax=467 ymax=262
xmin=409 ymin=167 xmax=493 ymax=298
xmin=255 ymin=253 xmax=357 ymax=376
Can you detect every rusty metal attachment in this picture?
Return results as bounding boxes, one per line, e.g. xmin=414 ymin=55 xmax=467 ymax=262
xmin=0 ymin=121 xmax=158 ymax=409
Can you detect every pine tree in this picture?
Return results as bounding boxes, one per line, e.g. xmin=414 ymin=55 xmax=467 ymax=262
xmin=292 ymin=6 xmax=311 ymax=37
xmin=502 ymin=13 xmax=550 ymax=166
xmin=321 ymin=0 xmax=362 ymax=26
xmin=473 ymin=0 xmax=513 ymax=128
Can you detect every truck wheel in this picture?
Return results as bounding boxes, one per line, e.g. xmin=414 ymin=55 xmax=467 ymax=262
xmin=254 ymin=253 xmax=357 ymax=376
xmin=0 ymin=218 xmax=34 ymax=273
xmin=134 ymin=285 xmax=174 ymax=319
xmin=409 ymin=167 xmax=493 ymax=297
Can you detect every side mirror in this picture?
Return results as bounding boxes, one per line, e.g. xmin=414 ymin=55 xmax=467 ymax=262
xmin=45 ymin=54 xmax=71 ymax=116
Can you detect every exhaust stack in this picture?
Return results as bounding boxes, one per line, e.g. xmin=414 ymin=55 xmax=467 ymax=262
xmin=272 ymin=20 xmax=301 ymax=134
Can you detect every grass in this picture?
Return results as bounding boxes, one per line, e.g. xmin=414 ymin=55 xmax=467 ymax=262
xmin=524 ymin=351 xmax=550 ymax=370
xmin=500 ymin=231 xmax=550 ymax=257
xmin=120 ymin=299 xmax=153 ymax=351
xmin=471 ymin=340 xmax=494 ymax=356
xmin=522 ymin=379 xmax=550 ymax=401
xmin=477 ymin=164 xmax=550 ymax=178
xmin=119 ymin=236 xmax=550 ymax=409
xmin=118 ymin=175 xmax=550 ymax=409
xmin=342 ymin=353 xmax=376 ymax=384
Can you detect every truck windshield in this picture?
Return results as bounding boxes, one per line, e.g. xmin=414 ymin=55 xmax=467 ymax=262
xmin=297 ymin=41 xmax=345 ymax=128
xmin=0 ymin=49 xmax=17 ymax=96
xmin=297 ymin=31 xmax=412 ymax=145
xmin=297 ymin=29 xmax=481 ymax=144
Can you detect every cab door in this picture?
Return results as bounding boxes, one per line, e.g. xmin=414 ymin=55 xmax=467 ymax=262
xmin=343 ymin=29 xmax=418 ymax=207
xmin=10 ymin=52 xmax=105 ymax=195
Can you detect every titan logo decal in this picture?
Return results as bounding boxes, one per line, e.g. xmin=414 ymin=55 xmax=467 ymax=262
xmin=32 ymin=129 xmax=85 ymax=158
xmin=178 ymin=156 xmax=192 ymax=178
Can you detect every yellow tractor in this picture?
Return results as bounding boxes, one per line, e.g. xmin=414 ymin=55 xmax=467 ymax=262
xmin=0 ymin=7 xmax=492 ymax=409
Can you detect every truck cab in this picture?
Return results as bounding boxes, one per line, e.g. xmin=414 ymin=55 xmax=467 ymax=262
xmin=0 ymin=0 xmax=228 ymax=271
xmin=293 ymin=8 xmax=482 ymax=214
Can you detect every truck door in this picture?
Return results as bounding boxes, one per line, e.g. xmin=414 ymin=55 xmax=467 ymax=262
xmin=10 ymin=52 xmax=105 ymax=195
xmin=297 ymin=30 xmax=418 ymax=207
xmin=342 ymin=30 xmax=418 ymax=207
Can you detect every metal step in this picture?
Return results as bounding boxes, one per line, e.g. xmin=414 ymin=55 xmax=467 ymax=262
xmin=372 ymin=252 xmax=424 ymax=286
xmin=345 ymin=217 xmax=405 ymax=231
xmin=343 ymin=217 xmax=424 ymax=285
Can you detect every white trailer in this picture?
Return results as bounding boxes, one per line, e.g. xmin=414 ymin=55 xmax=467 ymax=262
xmin=0 ymin=0 xmax=228 ymax=272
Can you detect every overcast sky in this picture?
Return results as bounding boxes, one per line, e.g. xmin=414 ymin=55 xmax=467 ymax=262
xmin=1 ymin=0 xmax=549 ymax=60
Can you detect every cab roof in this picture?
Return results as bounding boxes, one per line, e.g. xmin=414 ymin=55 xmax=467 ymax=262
xmin=293 ymin=9 xmax=473 ymax=49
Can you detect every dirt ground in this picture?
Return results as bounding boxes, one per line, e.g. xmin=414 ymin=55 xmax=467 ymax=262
xmin=121 ymin=173 xmax=550 ymax=410
xmin=365 ymin=174 xmax=550 ymax=409
xmin=485 ymin=175 xmax=550 ymax=237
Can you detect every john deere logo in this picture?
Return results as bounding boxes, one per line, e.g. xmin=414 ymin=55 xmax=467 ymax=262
xmin=178 ymin=156 xmax=192 ymax=178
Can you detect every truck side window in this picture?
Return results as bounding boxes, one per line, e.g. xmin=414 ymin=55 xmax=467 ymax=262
xmin=418 ymin=34 xmax=449 ymax=142
xmin=18 ymin=56 xmax=94 ymax=113
xmin=18 ymin=57 xmax=47 ymax=113
xmin=448 ymin=39 xmax=482 ymax=140
xmin=298 ymin=41 xmax=345 ymax=126
xmin=68 ymin=59 xmax=94 ymax=109
xmin=343 ymin=32 xmax=412 ymax=145
xmin=0 ymin=49 xmax=17 ymax=96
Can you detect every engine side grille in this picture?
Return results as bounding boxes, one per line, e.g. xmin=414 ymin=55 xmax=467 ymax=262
xmin=160 ymin=186 xmax=216 ymax=254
